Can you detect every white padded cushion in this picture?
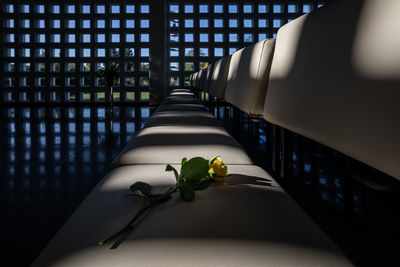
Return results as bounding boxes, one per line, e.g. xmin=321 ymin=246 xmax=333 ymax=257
xmin=263 ymin=1 xmax=400 ymax=180
xmin=202 ymin=63 xmax=214 ymax=92
xmin=198 ymin=68 xmax=207 ymax=90
xmin=209 ymin=56 xmax=231 ymax=99
xmin=225 ymin=39 xmax=276 ymax=116
xmin=144 ymin=111 xmax=223 ymax=128
xmin=111 ymin=126 xmax=253 ymax=166
xmin=32 ymin=165 xmax=352 ymax=267
xmin=192 ymin=72 xmax=199 ymax=88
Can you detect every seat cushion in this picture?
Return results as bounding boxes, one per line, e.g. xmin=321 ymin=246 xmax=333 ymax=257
xmin=32 ymin=165 xmax=352 ymax=267
xmin=111 ymin=125 xmax=253 ymax=167
xmin=144 ymin=110 xmax=223 ymax=128
xmin=156 ymin=103 xmax=208 ymax=112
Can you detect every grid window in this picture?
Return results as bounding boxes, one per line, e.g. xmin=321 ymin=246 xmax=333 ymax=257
xmin=214 ymin=19 xmax=223 ymax=28
xmin=97 ymin=34 xmax=105 ymax=43
xmin=111 ymin=20 xmax=120 ymax=29
xmin=139 ymin=62 xmax=150 ymax=72
xmin=184 ymin=62 xmax=194 ymax=71
xmin=111 ymin=5 xmax=120 ymax=14
xmin=214 ymin=5 xmax=223 ymax=13
xmin=141 ymin=34 xmax=150 ymax=42
xmin=229 ymin=33 xmax=238 ymax=42
xmin=67 ymin=20 xmax=76 ymax=29
xmin=126 ymin=20 xmax=135 ymax=28
xmin=303 ymin=4 xmax=313 ymax=13
xmin=82 ymin=48 xmax=91 ymax=57
xmin=97 ymin=5 xmax=105 ymax=14
xmin=170 ymin=19 xmax=179 ymax=28
xmin=96 ymin=20 xmax=105 ymax=28
xmin=140 ymin=48 xmax=149 ymax=57
xmin=140 ymin=5 xmax=149 ymax=14
xmin=6 ymin=34 xmax=15 ymax=43
xmin=126 ymin=34 xmax=135 ymax=43
xmin=5 ymin=4 xmax=14 ymax=13
xmin=243 ymin=5 xmax=253 ymax=13
xmin=170 ymin=48 xmax=179 ymax=57
xmin=82 ymin=34 xmax=91 ymax=43
xmin=200 ymin=34 xmax=208 ymax=42
xmin=259 ymin=19 xmax=267 ymax=28
xmin=170 ymin=5 xmax=179 ymax=13
xmin=288 ymin=4 xmax=298 ymax=13
xmin=199 ymin=48 xmax=209 ymax=57
xmin=51 ymin=5 xmax=60 ymax=14
xmin=170 ymin=33 xmax=179 ymax=42
xmin=199 ymin=19 xmax=208 ymax=28
xmin=97 ymin=48 xmax=106 ymax=57
xmin=259 ymin=4 xmax=267 ymax=13
xmin=199 ymin=5 xmax=208 ymax=13
xmin=141 ymin=19 xmax=150 ymax=28
xmin=214 ymin=48 xmax=224 ymax=57
xmin=82 ymin=5 xmax=90 ymax=14
xmin=67 ymin=34 xmax=76 ymax=43
xmin=125 ymin=48 xmax=135 ymax=57
xmin=169 ymin=62 xmax=179 ymax=71
xmin=228 ymin=5 xmax=238 ymax=13
xmin=126 ymin=5 xmax=135 ymax=14
xmin=184 ymin=34 xmax=193 ymax=42
xmin=37 ymin=20 xmax=45 ymax=29
xmin=184 ymin=5 xmax=193 ymax=13
xmin=51 ymin=34 xmax=61 ymax=43
xmin=229 ymin=19 xmax=238 ymax=28
xmin=185 ymin=19 xmax=194 ymax=28
xmin=111 ymin=34 xmax=120 ymax=43
xmin=21 ymin=4 xmax=30 ymax=13
xmin=244 ymin=33 xmax=253 ymax=42
xmin=82 ymin=20 xmax=91 ymax=29
xmin=244 ymin=19 xmax=253 ymax=28
xmin=110 ymin=48 xmax=120 ymax=57
xmin=184 ymin=48 xmax=194 ymax=57
xmin=273 ymin=5 xmax=283 ymax=13
xmin=66 ymin=5 xmax=75 ymax=14
xmin=36 ymin=5 xmax=45 ymax=13
xmin=214 ymin=34 xmax=224 ymax=42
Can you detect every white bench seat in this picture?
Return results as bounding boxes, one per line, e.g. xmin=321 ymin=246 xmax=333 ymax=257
xmin=111 ymin=125 xmax=253 ymax=167
xmin=32 ymin=165 xmax=352 ymax=267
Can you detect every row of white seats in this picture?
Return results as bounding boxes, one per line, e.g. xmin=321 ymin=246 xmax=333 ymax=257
xmin=190 ymin=0 xmax=400 ymax=182
xmin=30 ymin=0 xmax=400 ymax=264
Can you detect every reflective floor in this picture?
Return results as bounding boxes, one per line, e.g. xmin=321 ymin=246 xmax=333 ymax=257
xmin=0 ymin=106 xmax=149 ymax=267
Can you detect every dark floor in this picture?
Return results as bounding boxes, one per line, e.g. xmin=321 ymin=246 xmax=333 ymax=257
xmin=0 ymin=106 xmax=149 ymax=267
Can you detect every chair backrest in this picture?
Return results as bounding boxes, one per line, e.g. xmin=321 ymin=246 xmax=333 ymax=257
xmin=192 ymin=72 xmax=199 ymax=88
xmin=202 ymin=63 xmax=215 ymax=92
xmin=209 ymin=56 xmax=231 ymax=99
xmin=189 ymin=74 xmax=193 ymax=87
xmin=224 ymin=39 xmax=276 ymax=116
xmin=263 ymin=0 xmax=400 ymax=180
xmin=198 ymin=68 xmax=207 ymax=90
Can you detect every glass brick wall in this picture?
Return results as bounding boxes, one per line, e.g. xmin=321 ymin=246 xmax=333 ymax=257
xmin=1 ymin=2 xmax=151 ymax=104
xmin=166 ymin=0 xmax=326 ymax=88
xmin=0 ymin=1 xmax=327 ymax=103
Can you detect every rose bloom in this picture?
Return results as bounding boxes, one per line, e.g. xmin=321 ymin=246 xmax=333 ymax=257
xmin=209 ymin=157 xmax=228 ymax=177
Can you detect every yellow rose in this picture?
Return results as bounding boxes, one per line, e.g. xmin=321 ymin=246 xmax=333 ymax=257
xmin=209 ymin=157 xmax=228 ymax=177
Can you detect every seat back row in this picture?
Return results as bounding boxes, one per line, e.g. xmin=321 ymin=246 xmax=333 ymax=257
xmin=190 ymin=0 xmax=400 ymax=181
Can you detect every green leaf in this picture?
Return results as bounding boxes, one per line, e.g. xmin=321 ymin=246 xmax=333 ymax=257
xmin=129 ymin=181 xmax=152 ymax=197
xmin=180 ymin=157 xmax=210 ymax=186
xmin=165 ymin=164 xmax=179 ymax=181
xmin=179 ymin=182 xmax=195 ymax=202
xmin=181 ymin=157 xmax=187 ymax=165
xmin=193 ymin=179 xmax=211 ymax=191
